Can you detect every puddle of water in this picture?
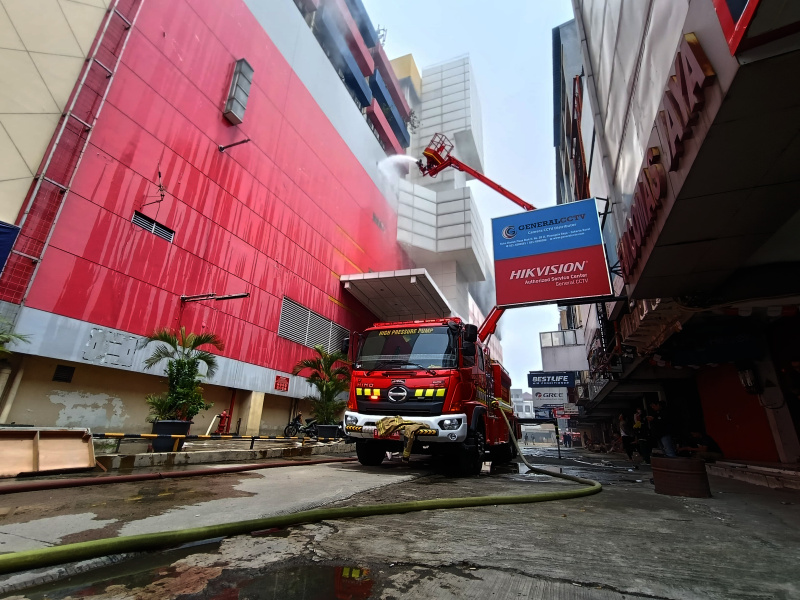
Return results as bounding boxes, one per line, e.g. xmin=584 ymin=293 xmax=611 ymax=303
xmin=18 ymin=539 xmax=224 ymax=599
xmin=20 ymin=546 xmax=377 ymax=600
xmin=200 ymin=564 xmax=375 ymax=600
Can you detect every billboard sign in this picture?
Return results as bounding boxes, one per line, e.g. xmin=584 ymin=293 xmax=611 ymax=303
xmin=492 ymin=198 xmax=612 ymax=306
xmin=532 ymin=387 xmax=568 ymax=406
xmin=528 ymin=372 xmax=575 ymax=388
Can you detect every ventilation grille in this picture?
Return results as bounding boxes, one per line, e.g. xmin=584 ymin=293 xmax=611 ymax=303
xmin=278 ymin=297 xmax=349 ymax=354
xmin=53 ymin=364 xmax=75 ymax=383
xmin=132 ymin=211 xmax=174 ymax=242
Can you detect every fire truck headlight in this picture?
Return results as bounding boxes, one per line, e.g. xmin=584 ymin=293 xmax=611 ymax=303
xmin=438 ymin=418 xmax=462 ymax=430
xmin=345 ymin=415 xmax=358 ymax=426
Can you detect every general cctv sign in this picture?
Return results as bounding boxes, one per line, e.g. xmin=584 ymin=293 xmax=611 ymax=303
xmin=492 ymin=199 xmax=612 ymax=307
xmin=527 ymin=371 xmax=575 ymax=388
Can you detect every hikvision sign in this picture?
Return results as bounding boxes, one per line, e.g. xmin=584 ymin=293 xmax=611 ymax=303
xmin=618 ymin=33 xmax=715 ymax=281
xmin=509 ymin=262 xmax=586 ymax=279
xmin=493 ymin=199 xmax=612 ymax=307
xmin=527 ymin=372 xmax=575 ymax=388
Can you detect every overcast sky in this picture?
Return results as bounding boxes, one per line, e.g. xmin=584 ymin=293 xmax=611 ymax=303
xmin=363 ymin=0 xmax=576 ymax=390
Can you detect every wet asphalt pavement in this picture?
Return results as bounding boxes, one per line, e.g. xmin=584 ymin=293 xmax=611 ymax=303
xmin=3 ymin=447 xmax=799 ymax=599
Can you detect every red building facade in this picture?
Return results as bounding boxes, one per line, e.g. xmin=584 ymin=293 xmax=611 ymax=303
xmin=0 ymin=0 xmax=419 ymax=433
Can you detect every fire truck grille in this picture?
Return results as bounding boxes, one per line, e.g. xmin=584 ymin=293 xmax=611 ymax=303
xmin=356 ymin=400 xmax=445 ymax=416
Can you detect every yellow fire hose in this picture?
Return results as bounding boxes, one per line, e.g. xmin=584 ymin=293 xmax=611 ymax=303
xmin=0 ymin=407 xmax=600 ymax=575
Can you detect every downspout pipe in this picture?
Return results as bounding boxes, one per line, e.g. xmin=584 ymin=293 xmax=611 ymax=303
xmin=0 ymin=359 xmax=24 ymax=424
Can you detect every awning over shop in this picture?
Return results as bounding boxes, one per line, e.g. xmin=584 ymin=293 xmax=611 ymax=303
xmin=341 ymin=268 xmax=452 ymax=322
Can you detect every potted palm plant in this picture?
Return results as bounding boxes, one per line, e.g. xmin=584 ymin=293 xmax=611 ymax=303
xmin=141 ymin=327 xmax=224 ymax=452
xmin=292 ymin=345 xmax=350 ymax=439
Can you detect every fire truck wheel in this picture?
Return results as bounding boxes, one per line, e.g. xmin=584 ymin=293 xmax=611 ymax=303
xmin=491 ymin=442 xmax=515 ymax=464
xmin=458 ymin=428 xmax=485 ymax=476
xmin=355 ymin=441 xmax=386 ymax=466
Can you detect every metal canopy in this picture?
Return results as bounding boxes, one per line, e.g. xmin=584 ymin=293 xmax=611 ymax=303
xmin=341 ymin=268 xmax=453 ymax=322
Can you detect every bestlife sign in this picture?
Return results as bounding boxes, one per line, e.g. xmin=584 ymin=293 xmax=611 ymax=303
xmin=528 ymin=372 xmax=575 ymax=388
xmin=492 ymin=198 xmax=612 ymax=306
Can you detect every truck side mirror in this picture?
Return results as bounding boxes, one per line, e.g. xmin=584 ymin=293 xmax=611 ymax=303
xmin=341 ymin=337 xmax=350 ymax=355
xmin=462 ymin=341 xmax=476 ymax=357
xmin=464 ymin=324 xmax=478 ymax=343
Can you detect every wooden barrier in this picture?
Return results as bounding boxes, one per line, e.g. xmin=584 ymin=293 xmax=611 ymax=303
xmin=0 ymin=428 xmax=95 ymax=478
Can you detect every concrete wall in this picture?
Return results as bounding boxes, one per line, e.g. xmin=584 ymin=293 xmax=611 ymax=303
xmin=1 ymin=354 xmax=230 ymax=433
xmin=573 ymin=0 xmax=690 ymax=223
xmin=412 ymin=56 xmax=484 ymax=186
xmin=0 ymin=0 xmax=108 ymax=224
xmin=243 ymin=0 xmax=391 ymax=195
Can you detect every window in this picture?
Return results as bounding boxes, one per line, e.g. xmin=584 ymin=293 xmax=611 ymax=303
xmin=277 ymin=297 xmax=349 ymax=354
xmin=356 ymin=326 xmax=457 ymax=370
xmin=541 ymin=330 xmax=579 ymax=347
xmin=53 ymin=365 xmax=75 ymax=383
xmin=132 ymin=211 xmax=174 ymax=243
xmin=223 ymin=59 xmax=254 ymax=125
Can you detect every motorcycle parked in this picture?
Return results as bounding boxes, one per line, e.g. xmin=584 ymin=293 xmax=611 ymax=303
xmin=284 ymin=416 xmax=318 ymax=438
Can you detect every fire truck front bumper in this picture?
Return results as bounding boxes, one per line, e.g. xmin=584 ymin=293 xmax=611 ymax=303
xmin=343 ymin=412 xmax=469 ymax=443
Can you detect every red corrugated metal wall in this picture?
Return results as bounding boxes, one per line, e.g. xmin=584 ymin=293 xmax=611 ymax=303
xmin=22 ymin=0 xmax=412 ymax=374
xmin=696 ymin=364 xmax=779 ymax=462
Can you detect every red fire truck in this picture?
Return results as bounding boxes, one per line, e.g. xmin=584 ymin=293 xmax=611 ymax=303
xmin=342 ymin=133 xmax=542 ymax=474
xmin=343 ymin=317 xmax=518 ymax=475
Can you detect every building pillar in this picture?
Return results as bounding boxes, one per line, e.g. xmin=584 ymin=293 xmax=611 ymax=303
xmin=237 ymin=391 xmax=265 ymax=436
xmin=756 ymin=358 xmax=800 ymax=463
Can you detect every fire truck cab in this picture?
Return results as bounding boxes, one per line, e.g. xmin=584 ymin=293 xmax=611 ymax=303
xmin=343 ymin=317 xmax=518 ymax=475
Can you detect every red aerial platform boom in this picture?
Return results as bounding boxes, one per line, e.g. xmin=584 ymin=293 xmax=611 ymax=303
xmin=417 ymin=133 xmax=536 ymax=212
xmin=417 ymin=133 xmax=538 ymax=342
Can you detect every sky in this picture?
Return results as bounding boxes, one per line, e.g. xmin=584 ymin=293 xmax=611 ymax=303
xmin=362 ymin=0 xmax=576 ymax=390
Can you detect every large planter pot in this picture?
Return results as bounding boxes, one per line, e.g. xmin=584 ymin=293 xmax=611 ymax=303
xmin=317 ymin=424 xmax=341 ymax=440
xmin=651 ymin=456 xmax=711 ymax=498
xmin=151 ymin=420 xmax=192 ymax=452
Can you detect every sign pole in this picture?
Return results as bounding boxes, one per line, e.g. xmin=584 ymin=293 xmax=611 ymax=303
xmin=553 ymin=419 xmax=562 ymax=460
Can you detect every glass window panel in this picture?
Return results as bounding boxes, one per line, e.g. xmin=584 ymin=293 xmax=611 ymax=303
xmin=540 ymin=332 xmax=552 ymax=347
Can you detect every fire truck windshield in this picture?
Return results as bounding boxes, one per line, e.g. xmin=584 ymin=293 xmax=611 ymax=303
xmin=356 ymin=326 xmax=457 ymax=371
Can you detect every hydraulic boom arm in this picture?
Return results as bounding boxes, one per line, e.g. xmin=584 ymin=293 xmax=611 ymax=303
xmin=417 ymin=134 xmax=535 ymax=212
xmin=417 ymin=133 xmax=538 ymax=342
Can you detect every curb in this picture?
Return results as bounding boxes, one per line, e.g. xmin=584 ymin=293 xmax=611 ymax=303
xmin=96 ymin=442 xmax=355 ymax=470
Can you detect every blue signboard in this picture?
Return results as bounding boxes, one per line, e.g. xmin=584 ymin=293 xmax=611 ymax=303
xmin=0 ymin=221 xmax=20 ymax=273
xmin=528 ymin=371 xmax=576 ymax=388
xmin=492 ymin=199 xmax=612 ymax=307
xmin=492 ymin=198 xmax=603 ymax=260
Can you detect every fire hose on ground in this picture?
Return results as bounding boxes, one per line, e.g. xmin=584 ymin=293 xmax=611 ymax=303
xmin=0 ymin=407 xmax=601 ymax=575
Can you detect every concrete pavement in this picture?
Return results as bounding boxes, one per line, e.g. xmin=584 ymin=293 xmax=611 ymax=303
xmin=1 ymin=447 xmax=799 ymax=599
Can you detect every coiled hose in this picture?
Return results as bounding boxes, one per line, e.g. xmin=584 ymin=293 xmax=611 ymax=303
xmin=0 ymin=411 xmax=600 ymax=575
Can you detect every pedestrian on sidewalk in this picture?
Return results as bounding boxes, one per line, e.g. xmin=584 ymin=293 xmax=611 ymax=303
xmin=619 ymin=413 xmax=635 ymax=461
xmin=633 ymin=408 xmax=651 ymax=464
xmin=647 ymin=400 xmax=677 ymax=457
